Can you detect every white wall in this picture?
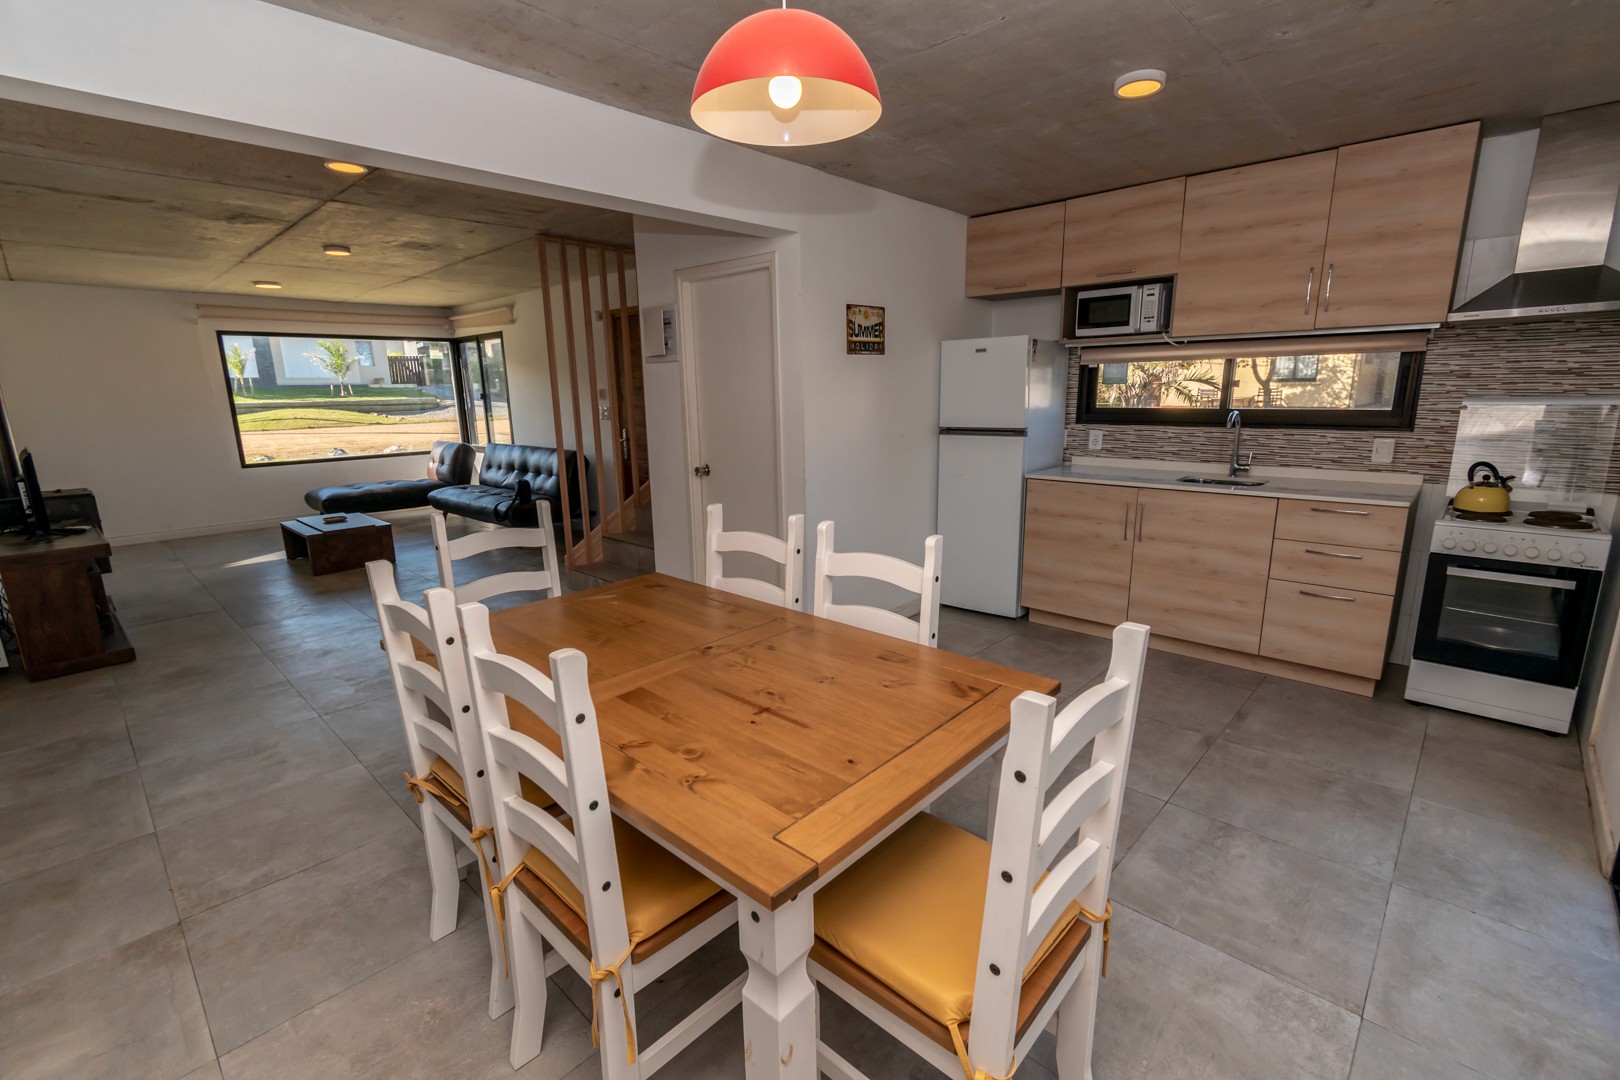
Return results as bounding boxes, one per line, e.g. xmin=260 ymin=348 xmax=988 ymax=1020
xmin=0 ymin=280 xmax=451 ymax=541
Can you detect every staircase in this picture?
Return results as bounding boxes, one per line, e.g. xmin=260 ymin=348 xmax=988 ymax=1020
xmin=570 ymin=524 xmax=655 ymax=590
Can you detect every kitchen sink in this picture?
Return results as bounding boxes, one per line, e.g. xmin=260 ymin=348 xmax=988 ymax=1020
xmin=1176 ymin=475 xmax=1268 ymax=488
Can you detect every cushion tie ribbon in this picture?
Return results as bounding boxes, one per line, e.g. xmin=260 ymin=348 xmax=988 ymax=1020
xmin=488 ymin=861 xmax=527 ymax=979
xmin=403 ymin=770 xmax=464 ymax=811
xmin=467 ymin=825 xmax=498 ymax=896
xmin=589 ymin=933 xmax=647 ymax=1064
xmin=946 ymin=1019 xmax=1016 ymax=1080
xmin=1077 ymin=899 xmax=1113 ymax=979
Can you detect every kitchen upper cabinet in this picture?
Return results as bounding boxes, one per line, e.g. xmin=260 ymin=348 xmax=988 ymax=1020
xmin=1314 ymin=123 xmax=1480 ymax=328
xmin=965 ymin=203 xmax=1065 ymax=297
xmin=1126 ymin=488 xmax=1278 ymax=653
xmin=1173 ymin=151 xmax=1339 ymax=337
xmin=1062 ymin=178 xmax=1186 ymax=286
xmin=1021 ymin=479 xmax=1135 ymax=624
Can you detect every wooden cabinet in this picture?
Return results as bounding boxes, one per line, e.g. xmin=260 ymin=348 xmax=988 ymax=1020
xmin=1259 ymin=580 xmax=1395 ymax=679
xmin=1021 ymin=479 xmax=1136 ymax=624
xmin=965 ymin=203 xmax=1065 ymax=297
xmin=1062 ymin=178 xmax=1186 ymax=286
xmin=1268 ymin=538 xmax=1402 ymax=595
xmin=1173 ymin=151 xmax=1339 ymax=337
xmin=1274 ymin=499 xmax=1409 ymax=551
xmin=1315 ymin=123 xmax=1480 ymax=328
xmin=1126 ymin=489 xmax=1278 ymax=654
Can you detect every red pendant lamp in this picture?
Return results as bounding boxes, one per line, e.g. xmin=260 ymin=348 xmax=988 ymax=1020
xmin=691 ymin=5 xmax=881 ymax=146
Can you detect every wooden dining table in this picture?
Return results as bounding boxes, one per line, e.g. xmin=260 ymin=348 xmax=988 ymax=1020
xmin=478 ymin=573 xmax=1060 ymax=1080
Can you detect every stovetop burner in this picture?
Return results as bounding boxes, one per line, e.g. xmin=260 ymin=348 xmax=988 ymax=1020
xmin=1523 ymin=511 xmax=1597 ymax=531
xmin=1452 ymin=509 xmax=1511 ymax=523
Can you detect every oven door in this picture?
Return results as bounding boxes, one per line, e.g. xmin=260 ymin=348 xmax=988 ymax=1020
xmin=1071 ymin=286 xmax=1143 ymax=337
xmin=1412 ymin=553 xmax=1602 ymax=687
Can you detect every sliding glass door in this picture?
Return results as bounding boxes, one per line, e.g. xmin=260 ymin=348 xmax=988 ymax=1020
xmin=453 ymin=333 xmax=510 ymax=446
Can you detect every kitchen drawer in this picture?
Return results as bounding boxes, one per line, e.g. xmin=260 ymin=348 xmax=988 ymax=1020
xmin=1260 ymin=578 xmax=1394 ymax=679
xmin=1269 ymin=538 xmax=1401 ymax=595
xmin=1274 ymin=499 xmax=1408 ymax=551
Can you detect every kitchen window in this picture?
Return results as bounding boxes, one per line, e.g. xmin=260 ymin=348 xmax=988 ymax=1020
xmin=1078 ymin=333 xmax=1424 ymax=430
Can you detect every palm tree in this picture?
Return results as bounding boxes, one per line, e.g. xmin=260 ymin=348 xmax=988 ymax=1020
xmin=307 ymin=339 xmax=358 ymax=398
xmin=225 ymin=343 xmax=254 ymax=396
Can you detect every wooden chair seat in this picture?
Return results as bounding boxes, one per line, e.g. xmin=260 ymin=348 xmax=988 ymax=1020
xmin=515 ymin=865 xmax=734 ymax=966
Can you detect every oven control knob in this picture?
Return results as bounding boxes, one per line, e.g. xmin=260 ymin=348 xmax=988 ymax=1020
xmin=1546 ymin=549 xmax=1563 ymax=561
xmin=1461 ymin=540 xmax=1477 ymax=552
xmin=1482 ymin=543 xmax=1498 ymax=554
xmin=1570 ymin=551 xmax=1587 ymax=564
xmin=1524 ymin=546 xmax=1540 ymax=559
xmin=1503 ymin=544 xmax=1518 ymax=556
xmin=1441 ymin=538 xmax=1456 ymax=550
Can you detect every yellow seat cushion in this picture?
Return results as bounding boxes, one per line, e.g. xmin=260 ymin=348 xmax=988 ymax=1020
xmin=430 ymin=756 xmax=553 ymax=810
xmin=521 ymin=822 xmax=723 ymax=943
xmin=813 ymin=813 xmax=1079 ymax=1028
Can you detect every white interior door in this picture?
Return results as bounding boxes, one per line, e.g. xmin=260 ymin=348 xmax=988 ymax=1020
xmin=681 ymin=258 xmax=781 ymax=575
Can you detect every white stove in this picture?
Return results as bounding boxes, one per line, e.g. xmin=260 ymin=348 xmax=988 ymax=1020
xmin=1431 ymin=506 xmax=1611 ymax=568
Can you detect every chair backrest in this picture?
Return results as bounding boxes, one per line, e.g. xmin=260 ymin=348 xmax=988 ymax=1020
xmin=459 ymin=601 xmax=632 ymax=966
xmin=812 ymin=520 xmax=943 ymax=646
xmin=703 ymin=503 xmax=805 ymax=610
xmin=432 ymin=503 xmax=564 ymax=605
xmin=967 ymin=622 xmax=1149 ymax=1073
xmin=367 ymin=561 xmax=492 ymax=831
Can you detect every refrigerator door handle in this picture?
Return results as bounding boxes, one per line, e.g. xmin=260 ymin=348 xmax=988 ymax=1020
xmin=939 ymin=427 xmax=1028 ymax=437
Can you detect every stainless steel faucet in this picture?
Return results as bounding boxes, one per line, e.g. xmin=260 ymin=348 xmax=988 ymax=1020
xmin=1227 ymin=410 xmax=1252 ymax=477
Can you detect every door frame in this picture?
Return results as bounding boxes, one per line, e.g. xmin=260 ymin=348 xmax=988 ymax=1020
xmin=450 ymin=330 xmax=508 ymax=447
xmin=675 ymin=251 xmax=784 ymax=579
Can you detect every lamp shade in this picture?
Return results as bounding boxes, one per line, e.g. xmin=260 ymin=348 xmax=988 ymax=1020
xmin=691 ymin=8 xmax=881 ymax=146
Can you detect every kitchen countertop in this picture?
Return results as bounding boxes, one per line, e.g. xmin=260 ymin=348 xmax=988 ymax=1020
xmin=1027 ymin=461 xmax=1421 ymax=508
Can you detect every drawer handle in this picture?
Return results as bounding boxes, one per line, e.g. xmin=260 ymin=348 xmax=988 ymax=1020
xmin=1309 ymin=506 xmax=1370 ymax=516
xmin=992 ymin=281 xmax=1028 ymax=290
xmin=1098 ymin=268 xmax=1138 ymax=278
xmin=1299 ymin=589 xmax=1357 ymax=602
xmin=1304 ymin=548 xmax=1364 ymax=560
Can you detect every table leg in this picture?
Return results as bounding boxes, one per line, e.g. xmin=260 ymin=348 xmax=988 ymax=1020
xmin=738 ymin=895 xmax=816 ymax=1080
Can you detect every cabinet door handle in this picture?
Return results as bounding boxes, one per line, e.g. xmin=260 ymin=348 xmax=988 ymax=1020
xmin=1303 ymin=266 xmax=1315 ymax=314
xmin=992 ymin=281 xmax=1028 ymax=290
xmin=1122 ymin=502 xmax=1131 ymax=541
xmin=1309 ymin=506 xmax=1370 ymax=516
xmin=1136 ymin=503 xmax=1145 ymax=542
xmin=1304 ymin=547 xmax=1363 ymax=560
xmin=1098 ymin=268 xmax=1138 ymax=278
xmin=1299 ymin=588 xmax=1357 ymax=602
xmin=1322 ymin=263 xmax=1334 ymax=312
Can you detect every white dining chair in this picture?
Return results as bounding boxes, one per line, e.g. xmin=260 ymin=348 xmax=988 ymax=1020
xmin=813 ymin=520 xmax=943 ymax=646
xmin=808 ymin=621 xmax=1149 ymax=1080
xmin=703 ymin=502 xmax=805 ymax=609
xmin=431 ymin=503 xmax=563 ymax=605
xmin=459 ymin=601 xmax=745 ymax=1076
xmin=368 ymin=560 xmax=514 ymax=1020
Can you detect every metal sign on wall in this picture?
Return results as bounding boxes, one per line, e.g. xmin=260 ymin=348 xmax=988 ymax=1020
xmin=846 ymin=304 xmax=885 ymax=355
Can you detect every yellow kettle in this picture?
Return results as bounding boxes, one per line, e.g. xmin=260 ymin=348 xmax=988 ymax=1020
xmin=1453 ymin=461 xmax=1514 ymax=514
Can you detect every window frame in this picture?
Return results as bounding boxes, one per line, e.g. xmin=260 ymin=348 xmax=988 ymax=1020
xmin=1077 ymin=349 xmax=1424 ymax=431
xmin=215 ymin=329 xmax=460 ymax=469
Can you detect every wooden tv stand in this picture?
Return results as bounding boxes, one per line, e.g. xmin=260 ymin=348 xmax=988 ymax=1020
xmin=0 ymin=527 xmax=135 ymax=680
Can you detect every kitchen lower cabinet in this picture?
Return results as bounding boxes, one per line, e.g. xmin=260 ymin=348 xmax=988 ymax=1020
xmin=1021 ymin=479 xmax=1135 ymax=624
xmin=1260 ymin=580 xmax=1395 ymax=679
xmin=1126 ymin=488 xmax=1278 ymax=654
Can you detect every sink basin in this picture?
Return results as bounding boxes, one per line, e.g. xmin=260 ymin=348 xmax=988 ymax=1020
xmin=1176 ymin=475 xmax=1268 ymax=488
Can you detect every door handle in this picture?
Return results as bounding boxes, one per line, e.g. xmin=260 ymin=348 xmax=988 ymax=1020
xmin=1322 ymin=263 xmax=1334 ymax=312
xmin=992 ymin=281 xmax=1028 ymax=290
xmin=693 ymin=464 xmax=711 ymax=477
xmin=1122 ymin=502 xmax=1131 ymax=541
xmin=620 ymin=429 xmax=630 ymax=458
xmin=1304 ymin=548 xmax=1363 ymax=560
xmin=1310 ymin=506 xmax=1370 ymax=516
xmin=1303 ymin=266 xmax=1315 ymax=314
xmin=1299 ymin=589 xmax=1357 ymax=602
xmin=1135 ymin=503 xmax=1145 ymax=542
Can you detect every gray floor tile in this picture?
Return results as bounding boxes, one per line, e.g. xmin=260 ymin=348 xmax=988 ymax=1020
xmin=1091 ymin=905 xmax=1361 ymax=1080
xmin=167 ymin=528 xmax=289 ymax=572
xmin=1224 ymin=676 xmax=1429 ymax=790
xmin=159 ymin=762 xmax=416 ymax=918
xmin=137 ymin=714 xmax=358 ymax=830
xmin=974 ymin=630 xmax=1113 ymax=700
xmin=0 ymin=724 xmax=136 ymax=811
xmin=1124 ymin=715 xmax=1213 ymax=799
xmin=1173 ymin=740 xmax=1410 ymax=878
xmin=1113 ymin=787 xmax=1164 ymax=867
xmin=938 ymin=605 xmax=1019 ymax=655
xmin=928 ymin=753 xmax=997 ymax=839
xmin=1393 ymin=796 xmax=1620 ymax=962
xmin=115 ymin=564 xmax=223 ymax=628
xmin=1135 ymin=649 xmax=1261 ymax=735
xmin=322 ymin=694 xmax=418 ymax=817
xmin=0 ymin=834 xmax=177 ymax=994
xmin=1113 ymin=805 xmax=1391 ymax=1011
xmin=183 ymin=830 xmax=468 ymax=1054
xmin=1349 ymin=1021 xmax=1482 ymax=1079
xmin=220 ymin=921 xmax=595 ymax=1079
xmin=1366 ymin=887 xmax=1620 ymax=1080
xmin=123 ymin=677 xmax=318 ymax=759
xmin=249 ymin=610 xmax=396 ymax=714
xmin=181 ymin=1062 xmax=225 ymax=1080
xmin=0 ymin=668 xmax=126 ymax=754
xmin=0 ymin=767 xmax=152 ymax=884
xmin=812 ymin=991 xmax=1057 ymax=1080
xmin=1413 ymin=715 xmax=1593 ymax=843
xmin=0 ymin=926 xmax=214 ymax=1080
xmin=1424 ymin=709 xmax=1583 ymax=771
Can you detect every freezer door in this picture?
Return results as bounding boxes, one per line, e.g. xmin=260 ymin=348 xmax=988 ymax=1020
xmin=937 ymin=432 xmax=1028 ymax=618
xmin=940 ymin=337 xmax=1031 ymax=430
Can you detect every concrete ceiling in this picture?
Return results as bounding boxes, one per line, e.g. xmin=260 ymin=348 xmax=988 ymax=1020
xmin=0 ymin=101 xmax=635 ymax=305
xmin=264 ymin=0 xmax=1620 ymax=216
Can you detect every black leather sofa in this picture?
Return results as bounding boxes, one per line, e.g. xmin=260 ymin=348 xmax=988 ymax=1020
xmin=427 ymin=443 xmax=591 ymax=536
xmin=304 ymin=440 xmax=476 ymax=515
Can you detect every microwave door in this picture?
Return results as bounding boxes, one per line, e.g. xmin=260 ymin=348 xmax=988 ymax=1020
xmin=1073 ymin=287 xmax=1140 ymax=337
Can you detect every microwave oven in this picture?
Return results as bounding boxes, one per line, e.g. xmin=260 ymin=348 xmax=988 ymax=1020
xmin=1065 ymin=279 xmax=1172 ymax=339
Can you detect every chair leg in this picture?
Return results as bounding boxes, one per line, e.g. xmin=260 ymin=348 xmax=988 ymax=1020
xmin=598 ymin=960 xmax=642 ymax=1080
xmin=508 ymin=901 xmax=549 ymax=1069
xmin=421 ymin=805 xmax=461 ymax=941
xmin=1054 ymin=941 xmax=1100 ymax=1080
xmin=481 ymin=871 xmax=514 ymax=1019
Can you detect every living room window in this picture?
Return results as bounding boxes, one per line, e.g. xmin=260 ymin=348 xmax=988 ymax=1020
xmin=216 ymin=332 xmax=462 ymax=466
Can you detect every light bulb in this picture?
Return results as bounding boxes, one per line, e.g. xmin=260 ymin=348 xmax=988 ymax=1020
xmin=768 ymin=75 xmax=803 ymax=110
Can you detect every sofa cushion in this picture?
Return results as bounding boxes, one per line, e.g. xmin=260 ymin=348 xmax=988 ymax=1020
xmin=305 ymin=478 xmax=444 ymax=514
xmin=427 ymin=483 xmax=539 ymax=527
xmin=430 ymin=440 xmax=477 ymax=485
xmin=478 ymin=444 xmax=585 ymax=514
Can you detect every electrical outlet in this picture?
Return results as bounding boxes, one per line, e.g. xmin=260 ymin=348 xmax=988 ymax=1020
xmin=599 ymin=404 xmax=610 ymax=421
xmin=1371 ymin=437 xmax=1395 ymax=465
xmin=1088 ymin=430 xmax=1104 ymax=451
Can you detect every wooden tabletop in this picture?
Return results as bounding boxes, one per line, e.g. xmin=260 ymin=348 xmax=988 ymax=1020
xmin=478 ymin=574 xmax=1059 ymax=910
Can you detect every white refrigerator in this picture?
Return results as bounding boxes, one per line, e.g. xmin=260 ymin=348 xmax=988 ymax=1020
xmin=937 ymin=336 xmax=1068 ymax=617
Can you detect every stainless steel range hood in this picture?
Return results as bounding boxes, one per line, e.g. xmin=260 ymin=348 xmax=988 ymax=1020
xmin=1450 ymin=102 xmax=1620 ymax=322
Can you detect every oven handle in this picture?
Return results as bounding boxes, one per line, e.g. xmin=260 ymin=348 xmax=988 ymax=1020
xmin=1446 ymin=566 xmax=1577 ymax=590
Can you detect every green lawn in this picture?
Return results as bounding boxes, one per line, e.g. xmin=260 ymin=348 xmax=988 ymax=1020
xmin=238 ymin=408 xmax=408 ymax=431
xmin=232 ymin=385 xmax=436 ymax=403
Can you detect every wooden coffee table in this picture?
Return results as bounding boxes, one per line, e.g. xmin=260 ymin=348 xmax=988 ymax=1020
xmin=280 ymin=513 xmax=394 ymax=575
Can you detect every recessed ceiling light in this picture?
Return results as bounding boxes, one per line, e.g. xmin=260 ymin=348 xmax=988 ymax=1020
xmin=252 ymin=280 xmax=283 ymax=290
xmin=322 ymin=243 xmax=352 ymax=257
xmin=1113 ymin=69 xmax=1167 ymax=99
xmin=323 ymin=160 xmax=367 ymax=175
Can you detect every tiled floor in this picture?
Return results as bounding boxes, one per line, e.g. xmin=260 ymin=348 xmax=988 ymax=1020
xmin=2 ymin=509 xmax=1617 ymax=1079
